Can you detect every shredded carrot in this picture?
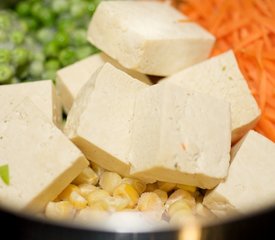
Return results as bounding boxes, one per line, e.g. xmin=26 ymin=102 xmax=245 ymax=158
xmin=171 ymin=0 xmax=275 ymax=142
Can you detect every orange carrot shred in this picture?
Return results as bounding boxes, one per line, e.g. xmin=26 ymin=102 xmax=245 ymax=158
xmin=171 ymin=0 xmax=275 ymax=142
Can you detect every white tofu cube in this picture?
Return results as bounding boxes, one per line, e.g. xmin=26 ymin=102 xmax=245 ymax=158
xmin=165 ymin=51 xmax=260 ymax=143
xmin=88 ymin=1 xmax=215 ymax=76
xmin=0 ymin=80 xmax=62 ymax=128
xmin=0 ymin=98 xmax=89 ymax=213
xmin=129 ymin=83 xmax=231 ymax=189
xmin=56 ymin=53 xmax=151 ymax=113
xmin=203 ymin=131 xmax=275 ymax=216
xmin=64 ymin=63 xmax=148 ymax=176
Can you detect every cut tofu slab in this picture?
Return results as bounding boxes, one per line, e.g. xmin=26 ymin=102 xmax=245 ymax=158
xmin=88 ymin=1 xmax=215 ymax=76
xmin=56 ymin=53 xmax=151 ymax=113
xmin=64 ymin=63 xmax=148 ymax=176
xmin=129 ymin=83 xmax=231 ymax=189
xmin=203 ymin=130 xmax=275 ymax=216
xmin=0 ymin=98 xmax=89 ymax=213
xmin=0 ymin=80 xmax=62 ymax=128
xmin=165 ymin=51 xmax=260 ymax=143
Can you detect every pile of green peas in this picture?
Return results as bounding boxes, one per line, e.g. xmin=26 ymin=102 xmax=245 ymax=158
xmin=0 ymin=0 xmax=100 ymax=84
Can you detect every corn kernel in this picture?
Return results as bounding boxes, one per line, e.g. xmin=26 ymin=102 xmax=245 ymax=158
xmin=153 ymin=189 xmax=168 ymax=203
xmin=45 ymin=201 xmax=75 ymax=220
xmin=78 ymin=184 xmax=97 ymax=198
xmin=75 ymin=207 xmax=109 ymax=224
xmin=168 ymin=199 xmax=192 ymax=217
xmin=58 ymin=184 xmax=80 ymax=201
xmin=165 ymin=189 xmax=196 ymax=210
xmin=90 ymin=162 xmax=105 ymax=176
xmin=99 ymin=172 xmax=122 ymax=194
xmin=113 ymin=183 xmax=139 ymax=208
xmin=69 ymin=191 xmax=88 ymax=210
xmin=87 ymin=189 xmax=110 ymax=206
xmin=73 ymin=167 xmax=98 ymax=185
xmin=176 ymin=184 xmax=197 ymax=193
xmin=157 ymin=182 xmax=176 ymax=192
xmin=169 ymin=209 xmax=193 ymax=225
xmin=89 ymin=200 xmax=109 ymax=211
xmin=146 ymin=182 xmax=158 ymax=192
xmin=122 ymin=178 xmax=146 ymax=195
xmin=101 ymin=196 xmax=129 ymax=212
xmin=195 ymin=203 xmax=215 ymax=219
xmin=137 ymin=192 xmax=163 ymax=212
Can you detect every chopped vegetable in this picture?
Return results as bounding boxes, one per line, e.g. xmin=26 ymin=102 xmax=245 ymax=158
xmin=173 ymin=0 xmax=275 ymax=142
xmin=0 ymin=164 xmax=9 ymax=185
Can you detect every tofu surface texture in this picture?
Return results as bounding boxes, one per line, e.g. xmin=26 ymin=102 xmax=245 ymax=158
xmin=0 ymin=98 xmax=88 ymax=213
xmin=0 ymin=80 xmax=62 ymax=128
xmin=165 ymin=51 xmax=261 ymax=143
xmin=56 ymin=53 xmax=151 ymax=113
xmin=203 ymin=130 xmax=275 ymax=216
xmin=129 ymin=83 xmax=231 ymax=189
xmin=64 ymin=63 xmax=148 ymax=176
xmin=88 ymin=1 xmax=215 ymax=76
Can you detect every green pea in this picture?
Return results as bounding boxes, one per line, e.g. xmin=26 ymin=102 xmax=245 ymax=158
xmin=76 ymin=46 xmax=94 ymax=60
xmin=42 ymin=70 xmax=56 ymax=81
xmin=36 ymin=28 xmax=55 ymax=45
xmin=39 ymin=8 xmax=55 ymax=26
xmin=54 ymin=31 xmax=69 ymax=48
xmin=12 ymin=47 xmax=29 ymax=67
xmin=71 ymin=29 xmax=87 ymax=46
xmin=59 ymin=48 xmax=77 ymax=66
xmin=0 ymin=14 xmax=11 ymax=30
xmin=29 ymin=61 xmax=44 ymax=78
xmin=52 ymin=0 xmax=69 ymax=13
xmin=32 ymin=51 xmax=45 ymax=62
xmin=44 ymin=41 xmax=59 ymax=58
xmin=24 ymin=18 xmax=39 ymax=31
xmin=0 ymin=64 xmax=13 ymax=84
xmin=0 ymin=30 xmax=7 ymax=42
xmin=70 ymin=2 xmax=88 ymax=18
xmin=31 ymin=2 xmax=43 ymax=18
xmin=87 ymin=2 xmax=96 ymax=14
xmin=57 ymin=18 xmax=76 ymax=32
xmin=10 ymin=30 xmax=25 ymax=45
xmin=45 ymin=59 xmax=60 ymax=70
xmin=16 ymin=2 xmax=31 ymax=17
xmin=0 ymin=49 xmax=11 ymax=63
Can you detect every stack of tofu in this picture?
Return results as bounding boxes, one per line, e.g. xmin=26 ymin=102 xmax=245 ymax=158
xmin=0 ymin=0 xmax=274 ymax=218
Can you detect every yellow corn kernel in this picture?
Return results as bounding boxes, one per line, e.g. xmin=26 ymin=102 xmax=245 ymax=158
xmin=58 ymin=184 xmax=80 ymax=201
xmin=165 ymin=189 xmax=196 ymax=210
xmin=176 ymin=184 xmax=197 ymax=193
xmin=169 ymin=209 xmax=193 ymax=225
xmin=153 ymin=189 xmax=168 ymax=203
xmin=101 ymin=196 xmax=129 ymax=212
xmin=87 ymin=189 xmax=110 ymax=206
xmin=113 ymin=183 xmax=139 ymax=208
xmin=78 ymin=184 xmax=97 ymax=198
xmin=157 ymin=182 xmax=176 ymax=192
xmin=146 ymin=182 xmax=158 ymax=192
xmin=137 ymin=192 xmax=163 ymax=212
xmin=75 ymin=207 xmax=109 ymax=224
xmin=168 ymin=199 xmax=192 ymax=217
xmin=121 ymin=178 xmax=146 ymax=195
xmin=90 ymin=162 xmax=105 ymax=176
xmin=89 ymin=200 xmax=109 ymax=211
xmin=99 ymin=172 xmax=122 ymax=194
xmin=73 ymin=167 xmax=98 ymax=185
xmin=69 ymin=191 xmax=88 ymax=210
xmin=45 ymin=201 xmax=75 ymax=220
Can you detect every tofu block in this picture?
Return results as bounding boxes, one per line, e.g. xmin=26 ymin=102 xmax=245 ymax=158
xmin=0 ymin=80 xmax=62 ymax=128
xmin=129 ymin=83 xmax=231 ymax=189
xmin=203 ymin=131 xmax=275 ymax=216
xmin=0 ymin=98 xmax=89 ymax=213
xmin=56 ymin=53 xmax=151 ymax=113
xmin=165 ymin=51 xmax=260 ymax=143
xmin=88 ymin=1 xmax=215 ymax=76
xmin=64 ymin=63 xmax=148 ymax=176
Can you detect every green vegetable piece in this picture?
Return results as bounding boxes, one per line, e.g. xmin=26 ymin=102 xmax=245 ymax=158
xmin=52 ymin=0 xmax=69 ymax=13
xmin=54 ymin=32 xmax=69 ymax=48
xmin=10 ymin=30 xmax=25 ymax=45
xmin=59 ymin=48 xmax=77 ymax=66
xmin=0 ymin=64 xmax=13 ymax=84
xmin=70 ymin=2 xmax=88 ymax=18
xmin=24 ymin=18 xmax=39 ymax=31
xmin=36 ymin=28 xmax=55 ymax=45
xmin=0 ymin=30 xmax=7 ymax=42
xmin=42 ymin=70 xmax=56 ymax=81
xmin=12 ymin=47 xmax=29 ymax=67
xmin=31 ymin=2 xmax=43 ymax=18
xmin=57 ymin=18 xmax=76 ymax=32
xmin=29 ymin=61 xmax=44 ymax=78
xmin=0 ymin=14 xmax=11 ymax=30
xmin=44 ymin=41 xmax=59 ymax=58
xmin=87 ymin=2 xmax=96 ymax=14
xmin=45 ymin=59 xmax=60 ymax=70
xmin=76 ymin=46 xmax=94 ymax=60
xmin=16 ymin=2 xmax=31 ymax=17
xmin=39 ymin=8 xmax=55 ymax=26
xmin=0 ymin=49 xmax=11 ymax=63
xmin=0 ymin=164 xmax=9 ymax=185
xmin=72 ymin=29 xmax=87 ymax=46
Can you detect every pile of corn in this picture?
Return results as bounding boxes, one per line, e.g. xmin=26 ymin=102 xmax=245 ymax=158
xmin=44 ymin=163 xmax=214 ymax=225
